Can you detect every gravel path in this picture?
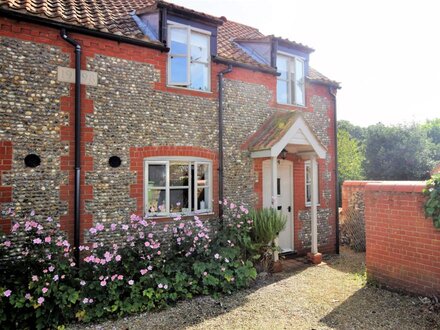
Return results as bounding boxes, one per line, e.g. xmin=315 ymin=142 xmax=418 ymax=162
xmin=70 ymin=248 xmax=440 ymax=330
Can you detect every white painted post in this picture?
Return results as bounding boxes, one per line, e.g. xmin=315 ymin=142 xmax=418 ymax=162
xmin=310 ymin=155 xmax=318 ymax=254
xmin=271 ymin=156 xmax=279 ymax=262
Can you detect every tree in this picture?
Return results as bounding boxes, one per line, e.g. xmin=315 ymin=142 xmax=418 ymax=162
xmin=337 ymin=120 xmax=366 ymax=142
xmin=422 ymin=118 xmax=440 ymax=166
xmin=364 ymin=123 xmax=431 ymax=180
xmin=337 ymin=128 xmax=365 ymax=184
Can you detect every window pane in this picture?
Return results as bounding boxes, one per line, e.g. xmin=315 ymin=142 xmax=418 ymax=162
xmin=147 ymin=189 xmax=166 ymax=213
xmin=170 ymin=56 xmax=188 ymax=84
xmin=196 ymin=188 xmax=209 ymax=210
xmin=148 ymin=164 xmax=166 ymax=187
xmin=295 ymin=58 xmax=305 ymax=105
xmin=196 ymin=163 xmax=209 ymax=186
xmin=170 ymin=27 xmax=188 ymax=55
xmin=190 ymin=62 xmax=209 ymax=90
xmin=306 ymin=184 xmax=311 ymax=203
xmin=170 ymin=163 xmax=189 ymax=186
xmin=170 ymin=189 xmax=189 ymax=212
xmin=277 ymin=79 xmax=288 ymax=104
xmin=191 ymin=32 xmax=209 ymax=62
xmin=306 ymin=164 xmax=311 ymax=184
xmin=276 ymin=56 xmax=288 ymax=80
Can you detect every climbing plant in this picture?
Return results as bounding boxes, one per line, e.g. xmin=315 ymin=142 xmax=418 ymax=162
xmin=423 ymin=174 xmax=440 ymax=228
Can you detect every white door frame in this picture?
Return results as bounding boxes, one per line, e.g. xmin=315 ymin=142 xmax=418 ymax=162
xmin=262 ymin=159 xmax=294 ymax=252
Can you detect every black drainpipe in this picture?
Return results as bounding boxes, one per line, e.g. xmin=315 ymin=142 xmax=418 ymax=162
xmin=218 ymin=64 xmax=233 ymax=222
xmin=60 ymin=29 xmax=81 ymax=265
xmin=329 ymin=86 xmax=340 ymax=254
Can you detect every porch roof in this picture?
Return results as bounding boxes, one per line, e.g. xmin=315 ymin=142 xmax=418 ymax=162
xmin=246 ymin=111 xmax=327 ymax=159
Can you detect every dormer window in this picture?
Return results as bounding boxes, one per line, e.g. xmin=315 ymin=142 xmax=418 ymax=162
xmin=168 ymin=22 xmax=210 ymax=91
xmin=276 ymin=53 xmax=305 ymax=106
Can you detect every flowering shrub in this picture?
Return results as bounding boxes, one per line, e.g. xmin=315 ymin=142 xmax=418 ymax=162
xmin=0 ymin=201 xmax=257 ymax=328
xmin=0 ymin=211 xmax=79 ymax=329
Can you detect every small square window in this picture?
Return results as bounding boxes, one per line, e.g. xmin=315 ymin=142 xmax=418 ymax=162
xmin=305 ymin=160 xmax=319 ymax=207
xmin=168 ymin=23 xmax=211 ymax=91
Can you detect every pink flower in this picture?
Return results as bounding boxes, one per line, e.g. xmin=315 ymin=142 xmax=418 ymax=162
xmin=42 ymin=287 xmax=48 ymax=294
xmin=96 ymin=223 xmax=104 ymax=231
xmin=157 ymin=251 xmax=161 ymax=255
xmin=53 ymin=275 xmax=59 ymax=281
xmin=11 ymin=223 xmax=19 ymax=232
xmin=158 ymin=283 xmax=163 ymax=289
xmin=117 ymin=275 xmax=124 ymax=280
xmin=214 ymin=253 xmax=220 ymax=259
xmin=3 ymin=241 xmax=11 ymax=247
xmin=48 ymin=266 xmax=55 ymax=272
xmin=140 ymin=269 xmax=148 ymax=275
xmin=144 ymin=241 xmax=150 ymax=247
xmin=32 ymin=275 xmax=39 ymax=282
xmin=89 ymin=228 xmax=97 ymax=234
xmin=4 ymin=290 xmax=11 ymax=297
xmin=100 ymin=280 xmax=107 ymax=287
xmin=70 ymin=262 xmax=76 ymax=267
xmin=37 ymin=297 xmax=44 ymax=304
xmin=111 ymin=223 xmax=117 ymax=231
xmin=122 ymin=224 xmax=129 ymax=230
xmin=203 ymin=272 xmax=208 ymax=276
xmin=46 ymin=216 xmax=53 ymax=222
xmin=115 ymin=255 xmax=121 ymax=262
xmin=164 ymin=284 xmax=168 ymax=290
xmin=25 ymin=293 xmax=31 ymax=300
xmin=128 ymin=280 xmax=134 ymax=285
xmin=44 ymin=236 xmax=52 ymax=244
xmin=33 ymin=238 xmax=42 ymax=244
xmin=30 ymin=210 xmax=35 ymax=216
xmin=83 ymin=298 xmax=89 ymax=304
xmin=230 ymin=203 xmax=236 ymax=209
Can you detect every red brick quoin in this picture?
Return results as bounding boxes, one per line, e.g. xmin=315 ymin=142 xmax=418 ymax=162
xmin=130 ymin=146 xmax=219 ymax=220
xmin=0 ymin=141 xmax=13 ymax=233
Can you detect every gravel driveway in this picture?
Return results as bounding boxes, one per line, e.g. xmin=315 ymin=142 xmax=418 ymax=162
xmin=70 ymin=247 xmax=440 ymax=330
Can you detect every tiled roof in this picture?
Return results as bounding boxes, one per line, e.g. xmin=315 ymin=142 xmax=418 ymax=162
xmin=0 ymin=0 xmax=338 ymax=86
xmin=246 ymin=111 xmax=299 ymax=152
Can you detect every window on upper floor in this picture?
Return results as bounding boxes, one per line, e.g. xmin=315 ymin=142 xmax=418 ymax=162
xmin=168 ymin=23 xmax=211 ymax=91
xmin=144 ymin=157 xmax=212 ymax=216
xmin=276 ymin=54 xmax=305 ymax=106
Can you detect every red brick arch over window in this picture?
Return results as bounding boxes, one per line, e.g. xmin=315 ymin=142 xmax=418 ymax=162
xmin=129 ymin=146 xmax=219 ymax=216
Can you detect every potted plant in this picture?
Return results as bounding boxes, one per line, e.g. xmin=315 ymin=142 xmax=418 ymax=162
xmin=248 ymin=208 xmax=287 ymax=273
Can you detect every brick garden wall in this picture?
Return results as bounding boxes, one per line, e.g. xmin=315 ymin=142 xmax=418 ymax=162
xmin=343 ymin=181 xmax=440 ymax=296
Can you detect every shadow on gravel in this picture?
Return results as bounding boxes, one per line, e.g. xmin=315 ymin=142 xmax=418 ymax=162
xmin=320 ymin=286 xmax=440 ymax=330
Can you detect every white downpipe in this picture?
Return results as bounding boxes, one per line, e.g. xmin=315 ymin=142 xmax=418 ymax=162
xmin=311 ymin=155 xmax=318 ymax=254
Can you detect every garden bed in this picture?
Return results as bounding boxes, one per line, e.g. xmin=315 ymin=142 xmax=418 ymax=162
xmin=70 ymin=247 xmax=440 ymax=330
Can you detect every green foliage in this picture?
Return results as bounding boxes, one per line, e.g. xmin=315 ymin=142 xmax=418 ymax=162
xmin=248 ymin=208 xmax=286 ymax=246
xmin=423 ymin=174 xmax=440 ymax=228
xmin=364 ymin=123 xmax=432 ymax=180
xmin=337 ymin=128 xmax=365 ymax=184
xmin=338 ymin=120 xmax=366 ymax=142
xmin=0 ymin=206 xmax=257 ymax=328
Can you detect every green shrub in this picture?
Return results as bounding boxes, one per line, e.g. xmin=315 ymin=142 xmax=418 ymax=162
xmin=0 ymin=203 xmax=257 ymax=328
xmin=423 ymin=173 xmax=440 ymax=228
xmin=249 ymin=208 xmax=286 ymax=245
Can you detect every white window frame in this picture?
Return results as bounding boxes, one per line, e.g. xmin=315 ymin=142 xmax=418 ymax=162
xmin=167 ymin=21 xmax=211 ymax=91
xmin=144 ymin=157 xmax=213 ymax=217
xmin=305 ymin=160 xmax=320 ymax=207
xmin=276 ymin=52 xmax=305 ymax=106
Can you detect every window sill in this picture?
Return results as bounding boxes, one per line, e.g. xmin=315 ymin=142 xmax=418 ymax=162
xmin=166 ymin=85 xmax=213 ymax=94
xmin=305 ymin=204 xmax=320 ymax=208
xmin=276 ymin=101 xmax=307 ymax=108
xmin=146 ymin=211 xmax=215 ymax=220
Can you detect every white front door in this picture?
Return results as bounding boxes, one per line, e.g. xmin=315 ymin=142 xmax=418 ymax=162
xmin=263 ymin=159 xmax=294 ymax=252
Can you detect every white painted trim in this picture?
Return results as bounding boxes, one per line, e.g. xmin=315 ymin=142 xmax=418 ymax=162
xmin=250 ymin=113 xmax=326 ymax=159
xmin=310 ymin=155 xmax=318 ymax=254
xmin=144 ymin=157 xmax=213 ymax=216
xmin=304 ymin=160 xmax=320 ymax=207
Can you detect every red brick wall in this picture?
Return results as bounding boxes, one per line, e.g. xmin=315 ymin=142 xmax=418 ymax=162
xmin=0 ymin=141 xmax=13 ymax=233
xmin=344 ymin=181 xmax=440 ymax=296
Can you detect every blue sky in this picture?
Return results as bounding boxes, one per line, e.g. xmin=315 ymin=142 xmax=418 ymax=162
xmin=171 ymin=0 xmax=440 ymax=127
